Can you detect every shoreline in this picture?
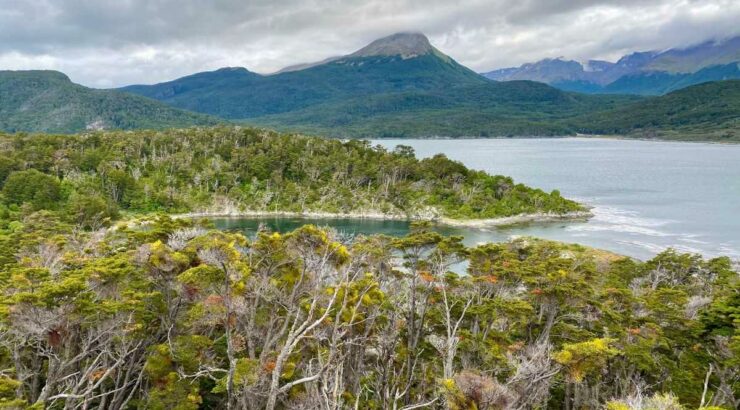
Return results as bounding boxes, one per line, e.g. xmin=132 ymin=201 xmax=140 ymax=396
xmin=369 ymin=134 xmax=739 ymax=145
xmin=173 ymin=209 xmax=594 ymax=229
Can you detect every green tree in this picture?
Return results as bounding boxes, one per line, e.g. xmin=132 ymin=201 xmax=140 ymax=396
xmin=2 ymin=169 xmax=62 ymax=210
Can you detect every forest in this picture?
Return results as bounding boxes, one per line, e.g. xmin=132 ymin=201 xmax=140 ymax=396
xmin=0 ymin=127 xmax=736 ymax=409
xmin=0 ymin=126 xmax=581 ymax=227
xmin=0 ymin=215 xmax=736 ymax=409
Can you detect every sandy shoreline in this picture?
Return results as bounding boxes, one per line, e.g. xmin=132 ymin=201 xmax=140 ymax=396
xmin=173 ymin=209 xmax=594 ymax=229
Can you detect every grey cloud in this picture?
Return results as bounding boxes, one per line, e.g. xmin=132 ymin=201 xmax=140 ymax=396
xmin=0 ymin=0 xmax=738 ymax=87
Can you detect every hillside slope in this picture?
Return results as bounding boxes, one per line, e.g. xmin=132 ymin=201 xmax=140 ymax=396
xmin=121 ymin=33 xmax=488 ymax=119
xmin=249 ymin=82 xmax=636 ymax=137
xmin=121 ymin=33 xmax=637 ymax=137
xmin=0 ymin=70 xmax=221 ymax=133
xmin=572 ymin=80 xmax=740 ymax=141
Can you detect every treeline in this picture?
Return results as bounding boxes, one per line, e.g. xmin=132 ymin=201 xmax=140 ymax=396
xmin=0 ymin=215 xmax=736 ymax=409
xmin=0 ymin=126 xmax=581 ymax=229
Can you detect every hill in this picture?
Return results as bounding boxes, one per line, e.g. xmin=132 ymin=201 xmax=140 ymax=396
xmin=0 ymin=70 xmax=221 ymax=133
xmin=572 ymin=80 xmax=740 ymax=141
xmin=121 ymin=33 xmax=636 ymax=137
xmin=483 ymin=36 xmax=740 ymax=95
xmin=248 ymin=82 xmax=636 ymax=138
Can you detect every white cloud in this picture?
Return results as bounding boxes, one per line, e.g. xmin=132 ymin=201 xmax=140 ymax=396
xmin=0 ymin=0 xmax=738 ymax=87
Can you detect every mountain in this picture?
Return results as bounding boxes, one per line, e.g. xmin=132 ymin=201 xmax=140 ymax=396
xmin=122 ymin=33 xmax=488 ymax=119
xmin=483 ymin=36 xmax=740 ymax=95
xmin=598 ymin=63 xmax=740 ymax=95
xmin=121 ymin=32 xmax=636 ymax=137
xmin=0 ymin=70 xmax=221 ymax=133
xmin=572 ymin=80 xmax=740 ymax=141
xmin=248 ymin=82 xmax=636 ymax=138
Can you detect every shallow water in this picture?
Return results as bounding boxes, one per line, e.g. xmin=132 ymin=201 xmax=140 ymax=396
xmin=213 ymin=138 xmax=740 ymax=261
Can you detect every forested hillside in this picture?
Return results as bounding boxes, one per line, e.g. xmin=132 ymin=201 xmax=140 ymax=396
xmin=0 ymin=126 xmax=581 ymax=225
xmin=0 ymin=71 xmax=221 ymax=133
xmin=0 ymin=215 xmax=736 ymax=409
xmin=121 ymin=53 xmax=487 ymax=120
xmin=247 ymin=82 xmax=636 ymax=138
xmin=573 ymin=80 xmax=740 ymax=141
xmin=120 ymin=33 xmax=639 ymax=138
xmin=1 ymin=35 xmax=737 ymax=140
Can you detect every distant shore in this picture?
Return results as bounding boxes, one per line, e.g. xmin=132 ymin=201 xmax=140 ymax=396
xmin=174 ymin=209 xmax=594 ymax=229
xmin=370 ymin=134 xmax=739 ymax=145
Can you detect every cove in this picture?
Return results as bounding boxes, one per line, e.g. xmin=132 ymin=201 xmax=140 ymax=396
xmin=214 ymin=137 xmax=740 ymax=261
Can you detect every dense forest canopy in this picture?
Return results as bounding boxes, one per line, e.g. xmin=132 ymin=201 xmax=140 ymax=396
xmin=0 ymin=127 xmax=736 ymax=409
xmin=0 ymin=214 xmax=736 ymax=409
xmin=0 ymin=126 xmax=582 ymax=227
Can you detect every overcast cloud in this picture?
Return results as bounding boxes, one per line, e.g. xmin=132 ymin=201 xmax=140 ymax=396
xmin=1 ymin=0 xmax=738 ymax=87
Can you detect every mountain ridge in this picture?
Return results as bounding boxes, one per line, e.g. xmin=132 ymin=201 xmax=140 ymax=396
xmin=483 ymin=36 xmax=740 ymax=95
xmin=120 ymin=32 xmax=493 ymax=120
xmin=2 ymin=33 xmax=737 ymax=140
xmin=0 ymin=70 xmax=221 ymax=133
xmin=118 ymin=32 xmax=645 ymax=137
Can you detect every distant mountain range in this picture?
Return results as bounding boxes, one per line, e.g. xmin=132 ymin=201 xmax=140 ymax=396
xmin=483 ymin=36 xmax=740 ymax=95
xmin=0 ymin=33 xmax=738 ymax=141
xmin=120 ymin=33 xmax=640 ymax=137
xmin=0 ymin=70 xmax=220 ymax=133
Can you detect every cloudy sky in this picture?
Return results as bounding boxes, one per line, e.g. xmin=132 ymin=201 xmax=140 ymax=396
xmin=1 ymin=0 xmax=738 ymax=88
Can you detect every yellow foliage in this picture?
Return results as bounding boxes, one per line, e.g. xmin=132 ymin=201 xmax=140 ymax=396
xmin=605 ymin=401 xmax=630 ymax=410
xmin=554 ymin=338 xmax=619 ymax=383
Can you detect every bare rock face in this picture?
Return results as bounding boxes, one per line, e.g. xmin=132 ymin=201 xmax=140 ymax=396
xmin=85 ymin=119 xmax=107 ymax=131
xmin=350 ymin=32 xmax=434 ymax=59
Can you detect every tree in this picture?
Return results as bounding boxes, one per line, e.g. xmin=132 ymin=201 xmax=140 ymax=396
xmin=2 ymin=169 xmax=62 ymax=210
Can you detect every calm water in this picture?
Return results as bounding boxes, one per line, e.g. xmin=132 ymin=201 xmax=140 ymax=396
xmin=213 ymin=138 xmax=740 ymax=261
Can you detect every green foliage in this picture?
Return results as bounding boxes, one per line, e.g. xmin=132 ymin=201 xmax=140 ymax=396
xmin=1 ymin=169 xmax=62 ymax=210
xmin=121 ymin=50 xmax=642 ymax=138
xmin=0 ymin=70 xmax=222 ymax=133
xmin=0 ymin=127 xmax=583 ymax=221
xmin=0 ymin=217 xmax=735 ymax=409
xmin=0 ymin=124 xmax=734 ymax=408
xmin=572 ymin=80 xmax=740 ymax=142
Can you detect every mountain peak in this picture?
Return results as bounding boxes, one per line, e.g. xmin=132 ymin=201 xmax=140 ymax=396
xmin=350 ymin=32 xmax=434 ymax=58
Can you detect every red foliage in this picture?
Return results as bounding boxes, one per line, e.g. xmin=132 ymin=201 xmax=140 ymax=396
xmin=48 ymin=328 xmax=64 ymax=347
